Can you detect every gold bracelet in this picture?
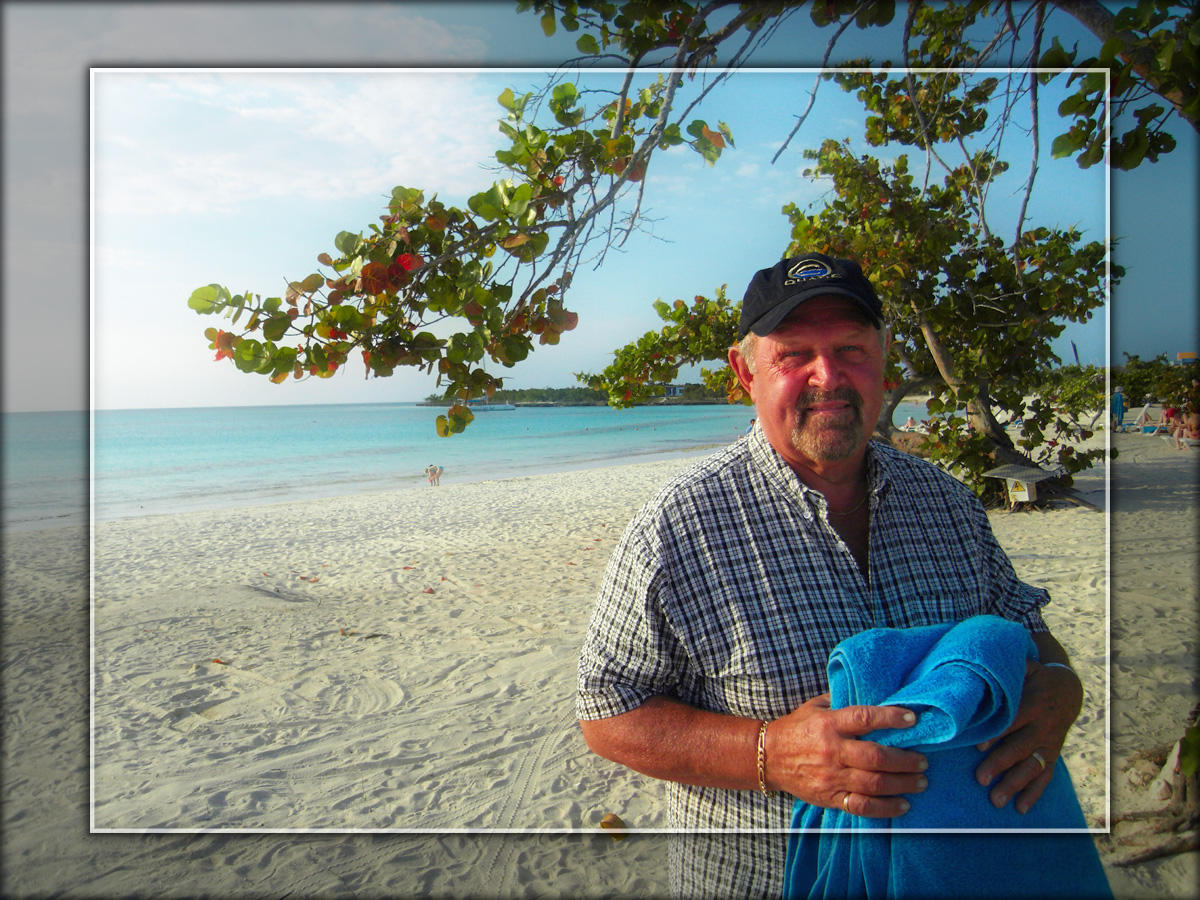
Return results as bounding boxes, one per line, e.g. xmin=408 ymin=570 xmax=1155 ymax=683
xmin=757 ymin=720 xmax=771 ymax=795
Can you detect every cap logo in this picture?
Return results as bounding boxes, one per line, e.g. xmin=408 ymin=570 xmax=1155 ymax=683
xmin=784 ymin=258 xmax=835 ymax=286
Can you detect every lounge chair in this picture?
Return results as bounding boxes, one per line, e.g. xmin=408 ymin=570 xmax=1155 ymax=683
xmin=1132 ymin=404 xmax=1168 ymax=434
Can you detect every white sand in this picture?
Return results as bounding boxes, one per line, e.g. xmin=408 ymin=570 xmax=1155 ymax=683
xmin=2 ymin=432 xmax=1197 ymax=897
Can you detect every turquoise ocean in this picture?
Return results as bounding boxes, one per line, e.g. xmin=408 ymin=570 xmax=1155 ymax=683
xmin=3 ymin=400 xmax=927 ymax=532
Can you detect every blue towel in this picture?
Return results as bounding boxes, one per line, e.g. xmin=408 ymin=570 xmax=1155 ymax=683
xmin=783 ymin=616 xmax=1111 ymax=899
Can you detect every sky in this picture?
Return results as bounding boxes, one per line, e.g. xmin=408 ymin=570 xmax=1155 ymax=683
xmin=4 ymin=1 xmax=1198 ymax=413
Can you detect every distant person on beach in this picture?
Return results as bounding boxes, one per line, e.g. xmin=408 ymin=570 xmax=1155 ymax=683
xmin=424 ymin=464 xmax=443 ymax=486
xmin=902 ymin=415 xmax=918 ymax=431
xmin=1111 ymin=385 xmax=1125 ymax=431
xmin=577 ymin=253 xmax=1092 ymax=897
xmin=1171 ymin=407 xmax=1200 ymax=449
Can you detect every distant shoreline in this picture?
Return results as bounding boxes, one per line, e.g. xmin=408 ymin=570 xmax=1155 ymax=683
xmin=416 ymin=399 xmax=731 ymax=408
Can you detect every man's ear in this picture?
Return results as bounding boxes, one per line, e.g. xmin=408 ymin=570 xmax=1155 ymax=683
xmin=728 ymin=344 xmax=755 ymax=397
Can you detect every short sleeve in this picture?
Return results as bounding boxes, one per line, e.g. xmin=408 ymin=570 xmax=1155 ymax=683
xmin=576 ymin=515 xmax=687 ymax=720
xmin=968 ymin=495 xmax=1050 ymax=634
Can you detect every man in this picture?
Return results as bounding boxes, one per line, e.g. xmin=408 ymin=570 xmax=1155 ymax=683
xmin=576 ymin=253 xmax=1084 ymax=897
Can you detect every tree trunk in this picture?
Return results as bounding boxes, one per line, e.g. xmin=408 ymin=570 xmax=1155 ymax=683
xmin=910 ymin=301 xmax=1031 ymax=467
xmin=875 ymin=376 xmax=940 ymax=439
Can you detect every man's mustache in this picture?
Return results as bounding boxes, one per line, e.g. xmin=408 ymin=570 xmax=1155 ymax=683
xmin=795 ymin=387 xmax=862 ymax=413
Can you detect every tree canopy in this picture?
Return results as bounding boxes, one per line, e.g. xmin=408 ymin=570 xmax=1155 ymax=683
xmin=187 ymin=0 xmax=1196 ymax=491
xmin=584 ymin=68 xmax=1115 ymax=498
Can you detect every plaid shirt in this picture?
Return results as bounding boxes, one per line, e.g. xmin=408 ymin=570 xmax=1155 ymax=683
xmin=577 ymin=426 xmax=1049 ymax=898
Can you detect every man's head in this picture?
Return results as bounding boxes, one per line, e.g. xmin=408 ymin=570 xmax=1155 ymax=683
xmin=730 ymin=254 xmax=888 ymax=476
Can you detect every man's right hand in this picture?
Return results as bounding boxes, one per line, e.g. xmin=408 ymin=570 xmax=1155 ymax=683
xmin=764 ymin=693 xmax=928 ymax=817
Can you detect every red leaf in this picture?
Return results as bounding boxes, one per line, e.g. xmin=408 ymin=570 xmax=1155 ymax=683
xmin=362 ymin=261 xmax=390 ymax=295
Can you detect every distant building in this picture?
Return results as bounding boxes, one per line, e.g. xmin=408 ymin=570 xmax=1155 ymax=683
xmin=1176 ymin=351 xmax=1198 ymax=366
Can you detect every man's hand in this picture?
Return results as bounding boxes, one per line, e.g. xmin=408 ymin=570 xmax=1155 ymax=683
xmin=765 ymin=693 xmax=928 ymax=817
xmin=974 ymin=658 xmax=1084 ymax=814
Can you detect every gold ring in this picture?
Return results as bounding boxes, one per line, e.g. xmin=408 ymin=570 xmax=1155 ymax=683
xmin=842 ymin=793 xmax=852 ymax=813
xmin=1031 ymin=751 xmax=1046 ymax=771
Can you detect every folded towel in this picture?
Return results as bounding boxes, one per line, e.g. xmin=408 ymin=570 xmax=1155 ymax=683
xmin=784 ymin=616 xmax=1111 ymax=899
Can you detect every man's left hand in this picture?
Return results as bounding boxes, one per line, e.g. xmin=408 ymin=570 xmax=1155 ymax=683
xmin=974 ymin=659 xmax=1083 ymax=814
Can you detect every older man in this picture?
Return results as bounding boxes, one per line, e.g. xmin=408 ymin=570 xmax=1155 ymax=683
xmin=576 ymin=253 xmax=1084 ymax=898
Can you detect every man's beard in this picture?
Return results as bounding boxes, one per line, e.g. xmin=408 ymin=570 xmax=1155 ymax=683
xmin=789 ymin=387 xmax=864 ymax=461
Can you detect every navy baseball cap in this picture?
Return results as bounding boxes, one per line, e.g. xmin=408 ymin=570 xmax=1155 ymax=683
xmin=737 ymin=253 xmax=883 ymax=339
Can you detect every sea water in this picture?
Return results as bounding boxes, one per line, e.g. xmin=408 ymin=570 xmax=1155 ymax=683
xmin=3 ymin=400 xmax=929 ymax=531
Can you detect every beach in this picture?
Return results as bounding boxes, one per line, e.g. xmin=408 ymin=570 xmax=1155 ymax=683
xmin=2 ymin=429 xmax=1196 ymax=897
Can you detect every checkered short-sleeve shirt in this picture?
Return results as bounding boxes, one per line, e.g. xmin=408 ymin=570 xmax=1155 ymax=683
xmin=577 ymin=426 xmax=1049 ymax=898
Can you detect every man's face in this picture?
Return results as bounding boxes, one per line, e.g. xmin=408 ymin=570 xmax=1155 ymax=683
xmin=731 ymin=296 xmax=888 ymax=473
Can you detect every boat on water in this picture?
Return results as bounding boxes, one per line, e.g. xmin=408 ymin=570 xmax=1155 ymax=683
xmin=467 ymin=397 xmax=516 ymax=411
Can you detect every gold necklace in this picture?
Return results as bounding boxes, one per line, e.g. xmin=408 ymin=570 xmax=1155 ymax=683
xmin=827 ymin=489 xmax=869 ymax=517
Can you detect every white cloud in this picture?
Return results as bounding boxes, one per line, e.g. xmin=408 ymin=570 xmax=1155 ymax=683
xmin=93 ymin=70 xmax=506 ymax=215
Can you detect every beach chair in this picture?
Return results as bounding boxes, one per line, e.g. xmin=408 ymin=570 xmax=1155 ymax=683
xmin=1131 ymin=403 xmax=1171 ymax=434
xmin=1163 ymin=434 xmax=1200 ymax=450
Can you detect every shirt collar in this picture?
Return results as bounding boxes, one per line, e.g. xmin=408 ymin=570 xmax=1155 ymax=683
xmin=747 ymin=422 xmax=893 ymax=510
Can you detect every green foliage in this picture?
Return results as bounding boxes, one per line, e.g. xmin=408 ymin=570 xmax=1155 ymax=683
xmin=782 ymin=117 xmax=1113 ymax=498
xmin=189 ymin=0 xmax=1195 ymax=448
xmin=189 ymin=71 xmax=733 ymax=435
xmin=1039 ymin=1 xmax=1198 ymax=169
xmin=1034 ymin=364 xmax=1107 ymax=422
xmin=1115 ymin=353 xmax=1200 ymax=408
xmin=589 ymin=69 xmax=1114 ymax=500
xmin=579 ymin=286 xmax=745 ymax=408
xmin=810 ymin=0 xmax=1198 ymax=170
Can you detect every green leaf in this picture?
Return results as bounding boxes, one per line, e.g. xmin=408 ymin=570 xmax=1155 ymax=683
xmin=390 ymin=185 xmax=423 ymax=208
xmin=1057 ymin=93 xmax=1086 ymax=117
xmin=1156 ymin=39 xmax=1175 ymax=70
xmin=232 ymin=339 xmax=269 ymax=373
xmin=576 ymin=33 xmax=600 ymax=55
xmin=262 ymin=315 xmax=290 ymax=342
xmin=540 ymin=10 xmax=556 ymax=37
xmin=507 ymin=182 xmax=533 ymax=217
xmin=1077 ymin=137 xmax=1106 ymax=168
xmin=1050 ymin=130 xmax=1085 ymax=159
xmin=467 ymin=186 xmax=504 ymax=221
xmin=499 ymin=334 xmax=531 ymax=364
xmin=334 ymin=231 xmax=361 ymax=255
xmin=552 ymin=82 xmax=578 ymax=106
xmin=187 ymin=284 xmax=227 ymax=314
xmin=331 ymin=306 xmax=365 ymax=330
xmin=1113 ymin=127 xmax=1149 ymax=170
xmin=437 ymin=404 xmax=475 ymax=437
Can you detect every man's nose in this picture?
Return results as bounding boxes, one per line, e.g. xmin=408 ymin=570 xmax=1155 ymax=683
xmin=808 ymin=352 xmax=842 ymax=387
